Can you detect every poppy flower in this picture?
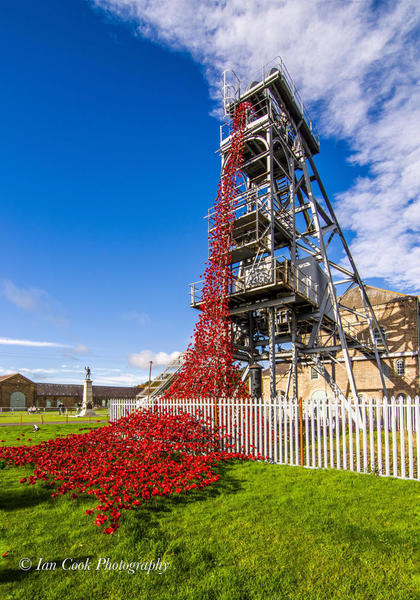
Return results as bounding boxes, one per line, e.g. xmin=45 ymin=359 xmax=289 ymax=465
xmin=0 ymin=103 xmax=259 ymax=534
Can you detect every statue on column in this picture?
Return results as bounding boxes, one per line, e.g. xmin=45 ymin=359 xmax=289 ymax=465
xmin=74 ymin=366 xmax=96 ymax=417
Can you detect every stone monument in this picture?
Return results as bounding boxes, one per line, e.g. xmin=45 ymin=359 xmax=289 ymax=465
xmin=76 ymin=366 xmax=96 ymax=418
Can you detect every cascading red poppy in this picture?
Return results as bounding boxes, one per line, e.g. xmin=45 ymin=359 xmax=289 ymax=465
xmin=0 ymin=409 xmax=261 ymax=533
xmin=0 ymin=103 xmax=260 ymax=536
xmin=165 ymin=102 xmax=251 ymax=399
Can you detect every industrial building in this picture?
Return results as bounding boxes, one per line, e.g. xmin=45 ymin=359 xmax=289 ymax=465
xmin=262 ymin=286 xmax=420 ymax=399
xmin=0 ymin=373 xmax=138 ymax=410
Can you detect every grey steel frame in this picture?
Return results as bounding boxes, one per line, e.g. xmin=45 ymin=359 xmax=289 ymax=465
xmin=191 ymin=60 xmax=387 ymax=408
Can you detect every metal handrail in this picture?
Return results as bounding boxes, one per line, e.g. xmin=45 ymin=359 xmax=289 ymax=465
xmin=221 ymin=57 xmax=320 ymax=145
xmin=190 ymin=257 xmax=318 ymax=306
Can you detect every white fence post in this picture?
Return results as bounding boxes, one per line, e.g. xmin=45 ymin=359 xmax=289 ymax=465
xmin=392 ymin=397 xmax=398 ymax=477
xmin=342 ymin=399 xmax=347 ymax=470
xmin=335 ymin=398 xmax=341 ymax=470
xmin=349 ymin=399 xmax=353 ymax=471
xmin=305 ymin=399 xmax=310 ymax=468
xmin=355 ymin=398 xmax=361 ymax=473
xmin=361 ymin=397 xmax=367 ymax=473
xmin=284 ymin=399 xmax=288 ymax=464
xmin=369 ymin=397 xmax=374 ymax=473
xmin=407 ymin=396 xmax=413 ymax=479
xmin=311 ymin=399 xmax=316 ymax=468
xmin=329 ymin=401 xmax=334 ymax=468
xmin=384 ymin=397 xmax=390 ymax=477
xmin=289 ymin=398 xmax=293 ymax=465
xmin=295 ymin=399 xmax=299 ymax=466
xmin=415 ymin=396 xmax=420 ymax=482
xmin=399 ymin=397 xmax=406 ymax=479
xmin=376 ymin=398 xmax=382 ymax=476
xmin=108 ymin=395 xmax=418 ymax=481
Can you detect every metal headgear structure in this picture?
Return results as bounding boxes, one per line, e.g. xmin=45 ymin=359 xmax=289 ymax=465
xmin=189 ymin=57 xmax=388 ymax=407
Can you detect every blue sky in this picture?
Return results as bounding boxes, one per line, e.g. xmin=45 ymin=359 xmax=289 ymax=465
xmin=0 ymin=0 xmax=419 ymax=385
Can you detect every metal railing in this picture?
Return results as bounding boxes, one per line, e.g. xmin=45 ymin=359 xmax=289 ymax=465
xmin=136 ymin=353 xmax=186 ymax=399
xmin=207 ymin=184 xmax=293 ymax=237
xmin=221 ymin=57 xmax=320 ymax=145
xmin=190 ymin=257 xmax=318 ymax=306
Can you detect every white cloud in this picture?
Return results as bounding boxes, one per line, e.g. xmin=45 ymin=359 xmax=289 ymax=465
xmin=92 ymin=0 xmax=420 ymax=290
xmin=93 ymin=373 xmax=146 ymax=386
xmin=0 ymin=366 xmax=68 ymax=380
xmin=0 ymin=365 xmax=142 ymax=386
xmin=0 ymin=338 xmax=90 ymax=354
xmin=0 ymin=338 xmax=68 ymax=348
xmin=128 ymin=349 xmax=180 ymax=370
xmin=2 ymin=280 xmax=49 ymax=312
xmin=2 ymin=280 xmax=68 ymax=325
xmin=19 ymin=368 xmax=61 ymax=375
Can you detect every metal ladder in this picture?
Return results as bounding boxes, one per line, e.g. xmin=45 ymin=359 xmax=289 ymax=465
xmin=136 ymin=353 xmax=186 ymax=400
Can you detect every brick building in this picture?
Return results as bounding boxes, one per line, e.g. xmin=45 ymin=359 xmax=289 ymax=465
xmin=0 ymin=373 xmax=138 ymax=410
xmin=262 ymin=286 xmax=420 ymax=400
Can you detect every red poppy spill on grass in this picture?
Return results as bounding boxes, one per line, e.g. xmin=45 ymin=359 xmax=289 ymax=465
xmin=0 ymin=409 xmax=260 ymax=533
xmin=0 ymin=104 xmax=259 ymax=534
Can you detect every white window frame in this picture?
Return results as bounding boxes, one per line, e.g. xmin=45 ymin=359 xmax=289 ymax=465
xmin=395 ymin=358 xmax=405 ymax=376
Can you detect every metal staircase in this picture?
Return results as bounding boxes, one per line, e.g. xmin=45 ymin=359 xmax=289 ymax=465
xmin=136 ymin=353 xmax=186 ymax=400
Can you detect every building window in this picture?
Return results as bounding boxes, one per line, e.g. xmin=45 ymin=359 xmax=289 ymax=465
xmin=395 ymin=358 xmax=405 ymax=376
xmin=382 ymin=363 xmax=389 ymax=379
xmin=374 ymin=327 xmax=386 ymax=346
xmin=10 ymin=391 xmax=26 ymax=409
xmin=311 ymin=367 xmax=319 ymax=380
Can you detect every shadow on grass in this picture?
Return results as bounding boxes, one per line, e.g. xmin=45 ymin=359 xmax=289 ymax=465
xmin=0 ymin=556 xmax=92 ymax=585
xmin=128 ymin=460 xmax=244 ymax=542
xmin=330 ymin=521 xmax=417 ymax=557
xmin=0 ymin=482 xmax=53 ymax=512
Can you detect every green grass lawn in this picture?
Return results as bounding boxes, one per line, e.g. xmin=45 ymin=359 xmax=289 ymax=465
xmin=0 ymin=423 xmax=107 ymax=446
xmin=0 ymin=410 xmax=109 ymax=425
xmin=0 ymin=424 xmax=419 ymax=600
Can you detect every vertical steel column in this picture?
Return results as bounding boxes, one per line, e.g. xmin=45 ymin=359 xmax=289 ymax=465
xmin=291 ymin=312 xmax=298 ymax=400
xmin=268 ymin=95 xmax=277 ymax=398
xmin=269 ymin=307 xmax=276 ymax=398
xmin=288 ymin=155 xmax=297 ymax=264
xmin=289 ymin=154 xmax=298 ymax=401
xmin=417 ymin=297 xmax=420 ymax=394
xmin=308 ymin=155 xmax=388 ymax=398
xmin=300 ymin=156 xmax=359 ymax=404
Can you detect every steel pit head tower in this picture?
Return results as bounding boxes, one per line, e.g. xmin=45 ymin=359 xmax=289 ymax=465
xmin=190 ymin=58 xmax=387 ymax=402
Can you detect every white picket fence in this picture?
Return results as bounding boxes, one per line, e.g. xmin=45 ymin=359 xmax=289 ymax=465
xmin=109 ymin=396 xmax=420 ymax=482
xmin=109 ymin=398 xmax=143 ymax=422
